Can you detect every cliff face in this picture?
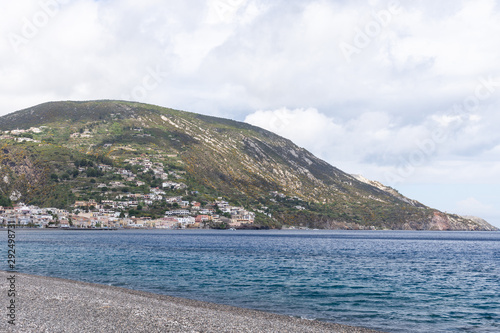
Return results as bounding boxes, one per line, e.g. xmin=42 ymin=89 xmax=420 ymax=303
xmin=398 ymin=212 xmax=497 ymax=231
xmin=0 ymin=100 xmax=497 ymax=231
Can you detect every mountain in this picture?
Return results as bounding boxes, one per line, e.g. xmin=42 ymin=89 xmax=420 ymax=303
xmin=0 ymin=100 xmax=496 ymax=231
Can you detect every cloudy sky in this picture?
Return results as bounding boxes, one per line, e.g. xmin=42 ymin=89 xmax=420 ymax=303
xmin=1 ymin=0 xmax=499 ymax=226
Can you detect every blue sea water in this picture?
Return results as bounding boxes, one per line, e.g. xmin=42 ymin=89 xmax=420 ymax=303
xmin=3 ymin=229 xmax=500 ymax=332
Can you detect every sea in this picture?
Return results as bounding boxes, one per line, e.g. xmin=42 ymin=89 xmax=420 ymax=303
xmin=3 ymin=229 xmax=500 ymax=332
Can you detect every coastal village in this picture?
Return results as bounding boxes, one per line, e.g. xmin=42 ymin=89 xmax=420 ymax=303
xmin=0 ymin=197 xmax=255 ymax=229
xmin=0 ymin=128 xmax=257 ymax=229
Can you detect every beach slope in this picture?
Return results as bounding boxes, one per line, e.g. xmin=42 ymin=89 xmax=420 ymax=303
xmin=1 ymin=271 xmax=382 ymax=333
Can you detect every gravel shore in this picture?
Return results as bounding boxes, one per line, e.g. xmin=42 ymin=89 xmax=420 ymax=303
xmin=1 ymin=270 xmax=383 ymax=333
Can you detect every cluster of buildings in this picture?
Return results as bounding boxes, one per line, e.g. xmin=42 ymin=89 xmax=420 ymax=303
xmin=0 ymin=155 xmax=257 ymax=229
xmin=0 ymin=127 xmax=43 ymax=143
xmin=0 ymin=197 xmax=255 ymax=229
xmin=88 ymin=157 xmax=187 ymax=191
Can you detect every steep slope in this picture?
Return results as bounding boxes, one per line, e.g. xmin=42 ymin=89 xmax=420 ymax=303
xmin=0 ymin=100 xmax=496 ymax=230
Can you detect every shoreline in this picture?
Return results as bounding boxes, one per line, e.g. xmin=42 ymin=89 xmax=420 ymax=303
xmin=1 ymin=226 xmax=498 ymax=231
xmin=1 ymin=270 xmax=383 ymax=332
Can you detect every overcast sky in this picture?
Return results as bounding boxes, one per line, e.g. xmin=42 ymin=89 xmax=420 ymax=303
xmin=1 ymin=0 xmax=499 ymax=226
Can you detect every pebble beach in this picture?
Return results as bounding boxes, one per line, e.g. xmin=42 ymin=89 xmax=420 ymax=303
xmin=1 ymin=271 xmax=383 ymax=333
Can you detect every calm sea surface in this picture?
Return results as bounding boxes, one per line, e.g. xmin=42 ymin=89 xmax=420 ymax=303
xmin=3 ymin=229 xmax=500 ymax=332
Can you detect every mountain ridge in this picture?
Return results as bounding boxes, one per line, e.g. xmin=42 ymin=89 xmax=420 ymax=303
xmin=0 ymin=100 xmax=496 ymax=231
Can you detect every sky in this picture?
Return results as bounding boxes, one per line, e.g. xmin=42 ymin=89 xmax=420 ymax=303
xmin=1 ymin=0 xmax=499 ymax=226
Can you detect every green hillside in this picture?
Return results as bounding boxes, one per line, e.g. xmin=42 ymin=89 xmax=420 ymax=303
xmin=0 ymin=100 xmax=496 ymax=230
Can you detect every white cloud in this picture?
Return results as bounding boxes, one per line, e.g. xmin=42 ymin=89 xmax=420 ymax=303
xmin=456 ymin=197 xmax=495 ymax=216
xmin=245 ymin=107 xmax=342 ymax=149
xmin=1 ymin=0 xmax=500 ymax=118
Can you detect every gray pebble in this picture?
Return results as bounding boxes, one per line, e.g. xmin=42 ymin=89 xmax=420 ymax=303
xmin=0 ymin=271 xmax=383 ymax=333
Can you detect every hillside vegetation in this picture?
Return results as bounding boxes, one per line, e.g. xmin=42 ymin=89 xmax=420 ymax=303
xmin=0 ymin=100 xmax=496 ymax=230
